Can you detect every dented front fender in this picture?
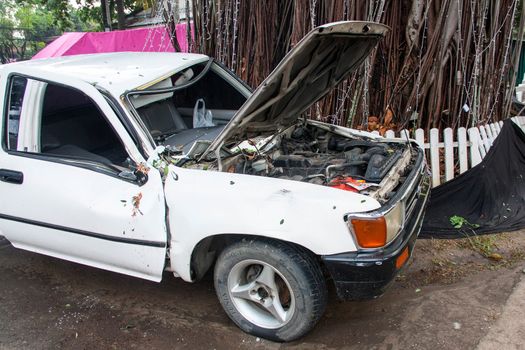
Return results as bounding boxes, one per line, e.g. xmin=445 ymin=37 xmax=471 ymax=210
xmin=164 ymin=165 xmax=381 ymax=281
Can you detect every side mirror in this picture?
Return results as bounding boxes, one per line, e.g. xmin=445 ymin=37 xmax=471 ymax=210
xmin=118 ymin=168 xmax=148 ymax=186
xmin=133 ymin=168 xmax=148 ymax=185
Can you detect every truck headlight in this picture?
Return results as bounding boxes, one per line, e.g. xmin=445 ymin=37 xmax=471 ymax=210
xmin=384 ymin=201 xmax=405 ymax=242
xmin=348 ymin=202 xmax=405 ymax=249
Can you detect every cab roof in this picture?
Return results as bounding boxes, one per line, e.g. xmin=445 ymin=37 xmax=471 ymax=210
xmin=1 ymin=52 xmax=210 ymax=97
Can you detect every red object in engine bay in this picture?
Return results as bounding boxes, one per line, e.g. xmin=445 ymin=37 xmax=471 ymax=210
xmin=328 ymin=176 xmax=379 ymax=193
xmin=328 ymin=177 xmax=360 ymax=192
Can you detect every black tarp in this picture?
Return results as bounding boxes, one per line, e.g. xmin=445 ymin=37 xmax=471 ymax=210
xmin=420 ymin=119 xmax=525 ymax=238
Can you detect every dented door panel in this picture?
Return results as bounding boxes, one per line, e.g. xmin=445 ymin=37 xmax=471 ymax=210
xmin=0 ymin=158 xmax=168 ymax=281
xmin=0 ymin=69 xmax=168 ymax=282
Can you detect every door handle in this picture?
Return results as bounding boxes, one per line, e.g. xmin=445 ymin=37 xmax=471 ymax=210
xmin=0 ymin=169 xmax=24 ymax=184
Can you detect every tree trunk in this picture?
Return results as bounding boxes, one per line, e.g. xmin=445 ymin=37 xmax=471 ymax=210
xmin=506 ymin=0 xmax=525 ymax=113
xmin=163 ymin=0 xmax=182 ymax=52
xmin=185 ymin=0 xmax=192 ymax=52
xmin=191 ymin=0 xmax=522 ymax=132
xmin=116 ymin=0 xmax=126 ymax=30
xmin=101 ymin=0 xmax=111 ymax=31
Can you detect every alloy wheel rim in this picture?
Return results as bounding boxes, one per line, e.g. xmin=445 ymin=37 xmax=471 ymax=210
xmin=227 ymin=259 xmax=295 ymax=329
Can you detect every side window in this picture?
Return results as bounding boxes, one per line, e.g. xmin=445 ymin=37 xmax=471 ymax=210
xmin=4 ymin=76 xmax=129 ymax=167
xmin=5 ymin=76 xmax=27 ymax=151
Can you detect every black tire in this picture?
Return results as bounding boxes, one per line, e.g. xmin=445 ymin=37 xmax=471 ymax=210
xmin=214 ymin=238 xmax=327 ymax=342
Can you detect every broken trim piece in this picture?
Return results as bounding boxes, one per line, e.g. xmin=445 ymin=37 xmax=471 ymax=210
xmin=369 ymin=148 xmax=412 ymax=201
xmin=125 ymin=58 xmax=214 ymax=97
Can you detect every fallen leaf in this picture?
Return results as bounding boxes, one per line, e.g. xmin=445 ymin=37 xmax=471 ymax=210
xmin=488 ymin=253 xmax=503 ymax=261
xmin=120 ymin=324 xmax=136 ymax=330
xmin=132 ymin=193 xmax=143 ymax=217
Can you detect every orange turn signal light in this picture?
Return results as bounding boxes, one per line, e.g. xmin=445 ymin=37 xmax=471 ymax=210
xmin=396 ymin=247 xmax=410 ymax=269
xmin=351 ymin=217 xmax=387 ymax=248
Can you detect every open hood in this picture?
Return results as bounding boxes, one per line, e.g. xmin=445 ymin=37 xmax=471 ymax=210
xmin=202 ymin=21 xmax=389 ymax=158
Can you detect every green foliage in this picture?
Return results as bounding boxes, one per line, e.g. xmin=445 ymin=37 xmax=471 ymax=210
xmin=16 ymin=4 xmax=60 ymax=40
xmin=0 ymin=0 xmax=61 ymax=62
xmin=75 ymin=1 xmax=104 ymax=31
xmin=449 ymin=215 xmax=502 ymax=260
xmin=467 ymin=235 xmax=497 ymax=257
xmin=0 ymin=0 xmax=104 ymax=62
xmin=75 ymin=0 xmax=145 ymax=31
xmin=449 ymin=215 xmax=480 ymax=229
xmin=0 ymin=0 xmax=147 ymax=62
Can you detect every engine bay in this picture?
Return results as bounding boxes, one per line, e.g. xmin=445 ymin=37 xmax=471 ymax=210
xmin=210 ymin=123 xmax=416 ymax=203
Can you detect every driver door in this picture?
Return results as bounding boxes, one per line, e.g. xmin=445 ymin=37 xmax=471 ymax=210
xmin=0 ymin=68 xmax=167 ymax=282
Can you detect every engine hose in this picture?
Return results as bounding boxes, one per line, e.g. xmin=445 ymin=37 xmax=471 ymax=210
xmin=325 ymin=161 xmax=367 ymax=179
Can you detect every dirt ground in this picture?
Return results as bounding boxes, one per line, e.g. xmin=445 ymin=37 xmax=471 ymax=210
xmin=1 ymin=231 xmax=525 ymax=350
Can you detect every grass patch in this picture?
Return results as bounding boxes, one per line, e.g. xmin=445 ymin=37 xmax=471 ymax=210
xmin=465 ymin=235 xmax=498 ymax=257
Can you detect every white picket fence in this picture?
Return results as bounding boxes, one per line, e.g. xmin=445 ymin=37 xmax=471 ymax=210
xmin=371 ymin=116 xmax=525 ymax=188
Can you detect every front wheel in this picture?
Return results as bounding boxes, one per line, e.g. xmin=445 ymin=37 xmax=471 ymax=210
xmin=214 ymin=238 xmax=327 ymax=342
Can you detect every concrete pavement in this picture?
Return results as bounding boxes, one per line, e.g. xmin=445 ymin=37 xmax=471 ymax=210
xmin=477 ymin=272 xmax=525 ymax=350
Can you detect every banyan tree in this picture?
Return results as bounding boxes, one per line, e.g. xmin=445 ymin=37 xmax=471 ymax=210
xmin=167 ymin=0 xmax=525 ymax=133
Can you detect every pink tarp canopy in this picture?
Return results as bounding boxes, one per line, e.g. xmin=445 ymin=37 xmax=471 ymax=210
xmin=33 ymin=25 xmax=190 ymax=59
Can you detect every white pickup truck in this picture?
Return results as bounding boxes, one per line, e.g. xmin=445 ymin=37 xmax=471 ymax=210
xmin=0 ymin=21 xmax=430 ymax=341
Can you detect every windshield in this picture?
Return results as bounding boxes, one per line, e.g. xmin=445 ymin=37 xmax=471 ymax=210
xmin=125 ymin=59 xmax=249 ymax=157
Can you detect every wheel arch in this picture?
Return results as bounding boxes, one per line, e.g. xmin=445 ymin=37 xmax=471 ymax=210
xmin=189 ymin=233 xmax=326 ymax=282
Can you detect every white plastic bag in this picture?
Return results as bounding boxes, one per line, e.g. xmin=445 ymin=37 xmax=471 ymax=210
xmin=193 ymin=98 xmax=214 ymax=128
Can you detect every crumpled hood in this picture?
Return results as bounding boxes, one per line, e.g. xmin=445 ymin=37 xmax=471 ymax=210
xmin=203 ymin=21 xmax=389 ymax=157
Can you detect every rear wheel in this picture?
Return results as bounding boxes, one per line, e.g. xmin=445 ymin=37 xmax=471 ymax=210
xmin=214 ymin=238 xmax=327 ymax=342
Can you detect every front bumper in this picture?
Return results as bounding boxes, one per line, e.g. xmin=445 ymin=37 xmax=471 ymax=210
xmin=322 ymin=172 xmax=431 ymax=301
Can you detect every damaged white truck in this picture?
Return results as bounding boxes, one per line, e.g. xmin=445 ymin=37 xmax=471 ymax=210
xmin=0 ymin=21 xmax=430 ymax=341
